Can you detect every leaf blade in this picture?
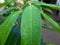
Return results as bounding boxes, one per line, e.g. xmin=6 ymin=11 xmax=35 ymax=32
xmin=41 ymin=12 xmax=60 ymax=32
xmin=31 ymin=1 xmax=60 ymax=10
xmin=0 ymin=10 xmax=22 ymax=45
xmin=21 ymin=5 xmax=42 ymax=45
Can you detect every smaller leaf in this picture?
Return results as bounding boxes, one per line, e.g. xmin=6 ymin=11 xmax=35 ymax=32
xmin=31 ymin=1 xmax=60 ymax=10
xmin=31 ymin=1 xmax=43 ymax=6
xmin=41 ymin=12 xmax=60 ymax=32
xmin=43 ymin=7 xmax=53 ymax=14
xmin=0 ymin=6 xmax=16 ymax=16
xmin=42 ymin=3 xmax=60 ymax=10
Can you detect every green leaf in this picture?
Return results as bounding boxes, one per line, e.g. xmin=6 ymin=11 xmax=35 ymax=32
xmin=31 ymin=1 xmax=43 ymax=6
xmin=21 ymin=5 xmax=42 ymax=45
xmin=41 ymin=12 xmax=60 ymax=32
xmin=0 ymin=10 xmax=22 ymax=45
xmin=31 ymin=1 xmax=60 ymax=10
xmin=43 ymin=7 xmax=53 ymax=13
xmin=42 ymin=3 xmax=60 ymax=10
xmin=0 ymin=6 xmax=16 ymax=16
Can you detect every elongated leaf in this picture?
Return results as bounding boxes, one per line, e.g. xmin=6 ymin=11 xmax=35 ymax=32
xmin=41 ymin=12 xmax=60 ymax=32
xmin=42 ymin=3 xmax=60 ymax=10
xmin=5 ymin=16 xmax=21 ymax=45
xmin=0 ymin=10 xmax=22 ymax=45
xmin=0 ymin=6 xmax=16 ymax=15
xmin=31 ymin=1 xmax=60 ymax=10
xmin=21 ymin=5 xmax=42 ymax=45
xmin=31 ymin=1 xmax=43 ymax=6
xmin=43 ymin=7 xmax=53 ymax=13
